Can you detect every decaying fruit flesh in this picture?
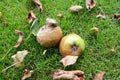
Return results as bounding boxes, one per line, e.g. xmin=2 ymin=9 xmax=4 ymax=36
xmin=37 ymin=18 xmax=62 ymax=48
xmin=59 ymin=34 xmax=85 ymax=56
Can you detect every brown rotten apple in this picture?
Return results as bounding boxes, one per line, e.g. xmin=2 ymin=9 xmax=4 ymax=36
xmin=59 ymin=34 xmax=85 ymax=56
xmin=37 ymin=18 xmax=62 ymax=47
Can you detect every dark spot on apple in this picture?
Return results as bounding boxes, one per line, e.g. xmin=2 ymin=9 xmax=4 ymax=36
xmin=72 ymin=44 xmax=78 ymax=52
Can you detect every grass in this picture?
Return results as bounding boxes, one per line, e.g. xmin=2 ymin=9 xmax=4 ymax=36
xmin=0 ymin=0 xmax=120 ymax=80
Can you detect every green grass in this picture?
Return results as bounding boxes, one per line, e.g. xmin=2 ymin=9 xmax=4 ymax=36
xmin=0 ymin=0 xmax=120 ymax=80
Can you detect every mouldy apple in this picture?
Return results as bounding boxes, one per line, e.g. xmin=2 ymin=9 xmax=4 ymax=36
xmin=59 ymin=34 xmax=85 ymax=56
xmin=37 ymin=18 xmax=62 ymax=47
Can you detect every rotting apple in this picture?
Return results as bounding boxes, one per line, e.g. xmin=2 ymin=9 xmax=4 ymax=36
xmin=59 ymin=34 xmax=85 ymax=56
xmin=37 ymin=18 xmax=62 ymax=48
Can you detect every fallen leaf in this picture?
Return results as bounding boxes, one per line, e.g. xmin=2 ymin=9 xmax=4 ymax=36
xmin=14 ymin=30 xmax=24 ymax=48
xmin=11 ymin=50 xmax=29 ymax=67
xmin=57 ymin=13 xmax=63 ymax=18
xmin=91 ymin=27 xmax=99 ymax=32
xmin=53 ymin=69 xmax=85 ymax=80
xmin=60 ymin=56 xmax=79 ymax=68
xmin=22 ymin=69 xmax=34 ymax=80
xmin=114 ymin=14 xmax=120 ymax=20
xmin=93 ymin=71 xmax=106 ymax=80
xmin=86 ymin=0 xmax=96 ymax=11
xmin=96 ymin=13 xmax=106 ymax=19
xmin=33 ymin=0 xmax=43 ymax=12
xmin=111 ymin=48 xmax=116 ymax=53
xmin=69 ymin=5 xmax=83 ymax=12
xmin=27 ymin=10 xmax=36 ymax=23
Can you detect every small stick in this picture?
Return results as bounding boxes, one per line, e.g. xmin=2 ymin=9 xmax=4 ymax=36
xmin=0 ymin=47 xmax=13 ymax=61
xmin=2 ymin=62 xmax=20 ymax=72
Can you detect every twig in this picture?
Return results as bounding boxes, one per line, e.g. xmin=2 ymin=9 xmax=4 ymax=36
xmin=2 ymin=62 xmax=20 ymax=72
xmin=0 ymin=47 xmax=13 ymax=61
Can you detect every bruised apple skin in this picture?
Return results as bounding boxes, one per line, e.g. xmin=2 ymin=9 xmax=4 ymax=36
xmin=37 ymin=18 xmax=62 ymax=48
xmin=59 ymin=34 xmax=85 ymax=56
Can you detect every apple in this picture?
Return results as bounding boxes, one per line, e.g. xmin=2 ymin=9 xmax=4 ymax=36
xmin=59 ymin=34 xmax=85 ymax=56
xmin=37 ymin=18 xmax=62 ymax=48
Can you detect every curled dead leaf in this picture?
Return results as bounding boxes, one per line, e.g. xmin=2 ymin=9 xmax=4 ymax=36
xmin=91 ymin=27 xmax=99 ymax=32
xmin=57 ymin=13 xmax=63 ymax=18
xmin=11 ymin=50 xmax=29 ymax=67
xmin=86 ymin=0 xmax=96 ymax=11
xmin=14 ymin=30 xmax=24 ymax=48
xmin=33 ymin=0 xmax=43 ymax=12
xmin=93 ymin=71 xmax=106 ymax=80
xmin=69 ymin=6 xmax=83 ymax=12
xmin=22 ymin=69 xmax=34 ymax=80
xmin=60 ymin=56 xmax=79 ymax=68
xmin=96 ymin=13 xmax=106 ymax=19
xmin=111 ymin=48 xmax=116 ymax=53
xmin=27 ymin=10 xmax=36 ymax=23
xmin=114 ymin=14 xmax=120 ymax=20
xmin=53 ymin=69 xmax=85 ymax=80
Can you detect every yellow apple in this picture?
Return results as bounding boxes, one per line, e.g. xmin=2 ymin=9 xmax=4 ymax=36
xmin=59 ymin=34 xmax=85 ymax=56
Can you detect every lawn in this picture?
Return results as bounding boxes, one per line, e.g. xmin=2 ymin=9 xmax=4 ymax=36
xmin=0 ymin=0 xmax=120 ymax=80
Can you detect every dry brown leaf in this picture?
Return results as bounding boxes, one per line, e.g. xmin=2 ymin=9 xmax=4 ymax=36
xmin=93 ymin=71 xmax=106 ymax=80
xmin=27 ymin=10 xmax=36 ymax=23
xmin=69 ymin=6 xmax=83 ymax=12
xmin=11 ymin=50 xmax=29 ymax=67
xmin=14 ymin=30 xmax=24 ymax=48
xmin=22 ymin=69 xmax=34 ymax=80
xmin=86 ymin=0 xmax=96 ymax=11
xmin=111 ymin=48 xmax=116 ymax=53
xmin=114 ymin=14 xmax=120 ymax=20
xmin=96 ymin=13 xmax=106 ymax=19
xmin=60 ymin=56 xmax=79 ymax=68
xmin=33 ymin=0 xmax=43 ymax=12
xmin=53 ymin=69 xmax=85 ymax=80
xmin=57 ymin=13 xmax=63 ymax=18
xmin=91 ymin=27 xmax=99 ymax=32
